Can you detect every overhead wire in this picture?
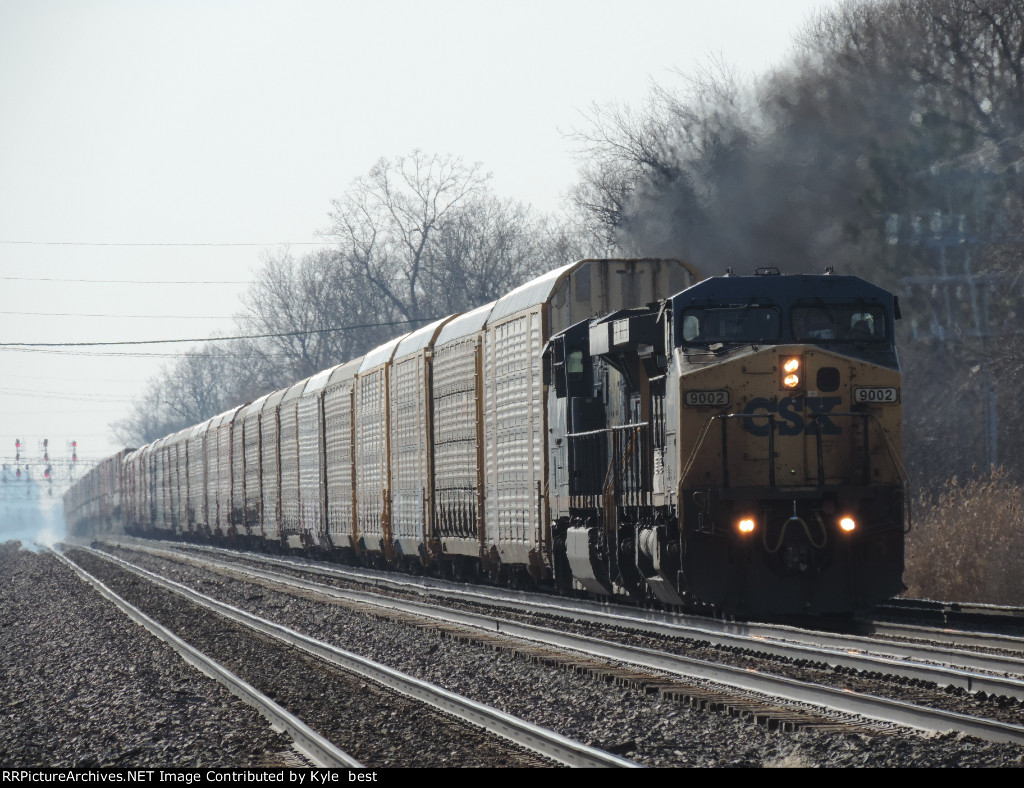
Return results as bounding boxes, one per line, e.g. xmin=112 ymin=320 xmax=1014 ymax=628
xmin=0 ymin=275 xmax=251 ymax=284
xmin=0 ymin=317 xmax=438 ymax=348
xmin=0 ymin=310 xmax=236 ymax=319
xmin=0 ymin=240 xmax=329 ymax=247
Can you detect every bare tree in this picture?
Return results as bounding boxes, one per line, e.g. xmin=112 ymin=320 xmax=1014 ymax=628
xmin=324 ymin=151 xmax=490 ymax=323
xmin=116 ymin=149 xmax=596 ymax=449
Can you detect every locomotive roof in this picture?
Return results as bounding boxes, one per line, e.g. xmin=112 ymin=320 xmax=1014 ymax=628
xmin=672 ymin=272 xmax=894 ymax=307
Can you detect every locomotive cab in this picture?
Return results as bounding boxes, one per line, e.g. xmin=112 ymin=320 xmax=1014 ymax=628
xmin=669 ymin=271 xmax=906 ymax=614
xmin=546 ymin=268 xmax=907 ymax=616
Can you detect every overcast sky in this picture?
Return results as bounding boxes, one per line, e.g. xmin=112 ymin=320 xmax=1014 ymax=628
xmin=0 ymin=0 xmax=842 ymax=494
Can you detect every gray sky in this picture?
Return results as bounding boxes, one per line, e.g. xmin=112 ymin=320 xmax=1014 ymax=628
xmin=0 ymin=0 xmax=840 ymax=481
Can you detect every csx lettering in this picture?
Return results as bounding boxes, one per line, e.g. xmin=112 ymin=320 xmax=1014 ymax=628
xmin=742 ymin=397 xmax=842 ymax=436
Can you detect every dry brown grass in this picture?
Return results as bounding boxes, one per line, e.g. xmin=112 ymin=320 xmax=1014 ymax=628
xmin=904 ymin=467 xmax=1024 ymax=605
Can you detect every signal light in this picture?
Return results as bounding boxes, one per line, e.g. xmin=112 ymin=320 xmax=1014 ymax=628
xmin=16 ymin=467 xmax=21 ymax=478
xmin=737 ymin=517 xmax=756 ymax=534
xmin=45 ymin=465 xmax=52 ymax=479
xmin=781 ymin=356 xmax=802 ymax=390
xmin=839 ymin=517 xmax=857 ymax=533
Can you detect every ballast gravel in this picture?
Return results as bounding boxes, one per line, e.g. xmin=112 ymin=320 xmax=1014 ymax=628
xmin=87 ymin=543 xmax=1024 ymax=768
xmin=0 ymin=541 xmax=294 ymax=768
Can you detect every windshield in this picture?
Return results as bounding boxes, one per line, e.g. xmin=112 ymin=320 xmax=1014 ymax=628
xmin=680 ymin=305 xmax=781 ymax=344
xmin=791 ymin=305 xmax=886 ymax=341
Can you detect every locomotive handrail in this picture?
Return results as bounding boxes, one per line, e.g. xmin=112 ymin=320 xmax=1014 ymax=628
xmin=566 ymin=422 xmax=649 ymax=439
xmin=825 ymin=411 xmax=913 ymax=534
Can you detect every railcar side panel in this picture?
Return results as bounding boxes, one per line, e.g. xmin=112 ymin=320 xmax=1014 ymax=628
xmin=431 ymin=303 xmax=493 ymax=557
xmin=279 ymin=381 xmax=307 ymax=546
xmin=259 ymin=389 xmax=288 ymax=543
xmin=231 ymin=410 xmax=246 ymax=530
xmin=242 ymin=394 xmax=269 ymax=536
xmin=483 ymin=308 xmax=545 ymax=567
xmin=298 ymin=367 xmax=335 ymax=546
xmin=356 ymin=336 xmax=405 ymax=557
xmin=390 ymin=319 xmax=449 ymax=560
xmin=323 ymin=359 xmax=361 ymax=550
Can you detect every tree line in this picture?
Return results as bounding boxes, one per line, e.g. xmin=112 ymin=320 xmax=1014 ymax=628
xmin=117 ymin=0 xmax=1024 ymax=490
xmin=114 ymin=151 xmax=593 ymax=445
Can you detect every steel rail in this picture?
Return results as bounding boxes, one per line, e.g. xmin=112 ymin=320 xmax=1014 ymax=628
xmin=860 ymin=620 xmax=1024 ymax=654
xmin=99 ymin=541 xmax=1024 ymax=745
xmin=111 ymin=540 xmax=1024 ymax=696
xmin=51 ymin=547 xmax=361 ymax=769
xmin=78 ymin=545 xmax=640 ymax=769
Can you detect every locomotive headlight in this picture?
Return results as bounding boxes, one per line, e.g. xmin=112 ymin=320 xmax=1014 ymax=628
xmin=839 ymin=516 xmax=857 ymax=533
xmin=738 ymin=517 xmax=756 ymax=534
xmin=781 ymin=356 xmax=802 ymax=390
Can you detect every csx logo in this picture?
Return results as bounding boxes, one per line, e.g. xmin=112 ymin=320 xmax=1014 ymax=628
xmin=741 ymin=397 xmax=843 ymax=436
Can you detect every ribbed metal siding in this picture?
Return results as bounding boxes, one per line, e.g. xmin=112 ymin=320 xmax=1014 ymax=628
xmin=483 ymin=310 xmax=544 ymax=559
xmin=243 ymin=410 xmax=262 ymax=532
xmin=205 ymin=422 xmax=220 ymax=534
xmin=231 ymin=415 xmax=245 ymax=528
xmin=217 ymin=415 xmax=234 ymax=533
xmin=188 ymin=430 xmax=207 ymax=532
xmin=390 ymin=352 xmax=430 ymax=549
xmin=161 ymin=441 xmax=173 ymax=532
xmin=176 ymin=437 xmax=188 ymax=533
xmin=297 ymin=392 xmax=323 ymax=537
xmin=279 ymin=398 xmax=300 ymax=535
xmin=154 ymin=441 xmax=167 ymax=530
xmin=356 ymin=367 xmax=389 ymax=550
xmin=147 ymin=446 xmax=157 ymax=528
xmin=260 ymin=408 xmax=281 ymax=539
xmin=432 ymin=334 xmax=482 ymax=541
xmin=324 ymin=380 xmax=356 ymax=546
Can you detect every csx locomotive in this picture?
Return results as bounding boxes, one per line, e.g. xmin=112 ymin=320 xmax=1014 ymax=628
xmin=65 ymin=259 xmax=907 ymax=615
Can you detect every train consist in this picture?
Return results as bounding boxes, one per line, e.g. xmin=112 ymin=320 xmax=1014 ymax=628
xmin=65 ymin=259 xmax=908 ymax=615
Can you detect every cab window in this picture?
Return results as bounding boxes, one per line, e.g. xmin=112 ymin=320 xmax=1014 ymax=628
xmin=791 ymin=305 xmax=886 ymax=341
xmin=679 ymin=305 xmax=781 ymax=344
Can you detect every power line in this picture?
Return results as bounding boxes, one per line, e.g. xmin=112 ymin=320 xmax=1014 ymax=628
xmin=0 ymin=240 xmax=328 ymax=247
xmin=0 ymin=389 xmax=134 ymax=403
xmin=0 ymin=310 xmax=236 ymax=319
xmin=0 ymin=347 xmax=292 ymax=359
xmin=0 ymin=276 xmax=250 ymax=284
xmin=0 ymin=318 xmax=435 ymax=348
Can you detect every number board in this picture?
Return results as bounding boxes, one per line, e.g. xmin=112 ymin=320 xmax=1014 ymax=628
xmin=853 ymin=387 xmax=899 ymax=404
xmin=684 ymin=390 xmax=730 ymax=407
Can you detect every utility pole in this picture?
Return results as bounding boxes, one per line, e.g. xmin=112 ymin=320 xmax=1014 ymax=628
xmin=889 ymin=210 xmax=1011 ymax=468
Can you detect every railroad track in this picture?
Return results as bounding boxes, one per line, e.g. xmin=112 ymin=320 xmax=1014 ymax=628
xmin=61 ymin=545 xmax=638 ymax=768
xmin=89 ymin=538 xmax=1024 ymax=746
xmin=52 ymin=547 xmax=358 ymax=769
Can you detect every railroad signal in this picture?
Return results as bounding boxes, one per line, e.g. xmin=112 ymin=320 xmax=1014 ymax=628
xmin=72 ymin=440 xmax=78 ymax=462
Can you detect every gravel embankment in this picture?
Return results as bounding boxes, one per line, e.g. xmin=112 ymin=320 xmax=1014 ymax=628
xmin=0 ymin=541 xmax=295 ymax=768
xmin=90 ymin=543 xmax=1024 ymax=768
xmin=65 ymin=547 xmax=556 ymax=768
